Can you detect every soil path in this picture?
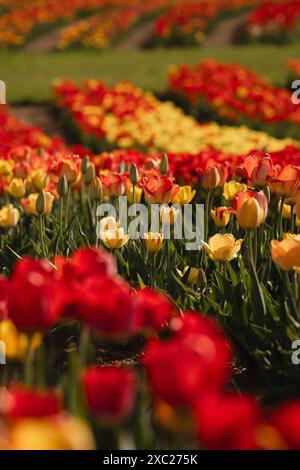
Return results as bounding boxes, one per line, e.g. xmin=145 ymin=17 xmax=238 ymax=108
xmin=24 ymin=26 xmax=67 ymax=53
xmin=12 ymin=104 xmax=64 ymax=137
xmin=117 ymin=20 xmax=156 ymax=50
xmin=203 ymin=12 xmax=248 ymax=47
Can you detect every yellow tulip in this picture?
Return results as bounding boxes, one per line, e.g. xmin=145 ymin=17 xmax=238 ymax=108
xmin=211 ymin=207 xmax=231 ymax=227
xmin=183 ymin=266 xmax=200 ymax=285
xmin=27 ymin=169 xmax=49 ymax=191
xmin=9 ymin=416 xmax=95 ymax=450
xmin=126 ymin=184 xmax=142 ymax=204
xmin=171 ymin=186 xmax=195 ymax=205
xmin=278 ymin=202 xmax=291 ymax=219
xmin=0 ymin=160 xmax=13 ymax=178
xmin=223 ymin=181 xmax=247 ymax=201
xmin=0 ymin=320 xmax=42 ymax=360
xmin=100 ymin=227 xmax=129 ymax=249
xmin=22 ymin=192 xmax=54 ymax=216
xmin=0 ymin=204 xmax=20 ymax=229
xmin=202 ymin=234 xmax=243 ymax=262
xmin=236 ymin=198 xmax=264 ymax=229
xmin=144 ymin=232 xmax=164 ymax=253
xmin=7 ymin=178 xmax=26 ymax=198
xmin=271 ymin=239 xmax=300 ymax=271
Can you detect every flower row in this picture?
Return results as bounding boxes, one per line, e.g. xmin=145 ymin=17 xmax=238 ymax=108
xmin=154 ymin=0 xmax=257 ymax=46
xmin=246 ymin=0 xmax=300 ymax=42
xmin=168 ymin=60 xmax=300 ymax=138
xmin=54 ymin=78 xmax=294 ymax=156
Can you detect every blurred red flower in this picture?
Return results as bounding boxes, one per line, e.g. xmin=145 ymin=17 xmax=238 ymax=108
xmin=0 ymin=386 xmax=61 ymax=418
xmin=7 ymin=258 xmax=63 ymax=332
xmin=82 ymin=366 xmax=137 ymax=423
xmin=133 ymin=288 xmax=174 ymax=334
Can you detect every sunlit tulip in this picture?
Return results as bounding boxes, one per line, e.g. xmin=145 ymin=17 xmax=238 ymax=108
xmin=53 ymin=155 xmax=82 ymax=184
xmin=223 ymin=181 xmax=247 ymax=201
xmin=22 ymin=192 xmax=54 ymax=216
xmin=142 ymin=175 xmax=179 ymax=204
xmin=237 ymin=198 xmax=265 ymax=229
xmin=202 ymin=234 xmax=242 ymax=262
xmin=211 ymin=207 xmax=231 ymax=228
xmin=271 ymin=239 xmax=300 ymax=271
xmin=7 ymin=178 xmax=26 ymax=198
xmin=0 ymin=320 xmax=41 ymax=360
xmin=235 ymin=190 xmax=268 ymax=229
xmin=0 ymin=205 xmax=20 ymax=229
xmin=201 ymin=163 xmax=228 ymax=190
xmin=160 ymin=206 xmax=180 ymax=225
xmin=241 ymin=154 xmax=273 ymax=187
xmin=270 ymin=165 xmax=300 ymax=198
xmin=171 ymin=186 xmax=196 ymax=205
xmin=100 ymin=228 xmax=129 ymax=249
xmin=101 ymin=173 xmax=125 ymax=197
xmin=144 ymin=232 xmax=164 ymax=253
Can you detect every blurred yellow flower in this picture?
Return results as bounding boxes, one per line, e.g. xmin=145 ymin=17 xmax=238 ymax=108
xmin=22 ymin=192 xmax=54 ymax=216
xmin=7 ymin=178 xmax=26 ymax=198
xmin=271 ymin=239 xmax=300 ymax=271
xmin=0 ymin=204 xmax=20 ymax=229
xmin=0 ymin=320 xmax=41 ymax=360
xmin=8 ymin=415 xmax=95 ymax=450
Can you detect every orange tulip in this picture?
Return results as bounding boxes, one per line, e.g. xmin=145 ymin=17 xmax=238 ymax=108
xmin=271 ymin=239 xmax=300 ymax=271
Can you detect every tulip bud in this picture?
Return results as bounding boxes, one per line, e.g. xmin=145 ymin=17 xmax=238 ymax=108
xmin=118 ymin=162 xmax=125 ymax=174
xmin=81 ymin=156 xmax=90 ymax=175
xmin=36 ymin=191 xmax=46 ymax=216
xmin=57 ymin=175 xmax=68 ymax=198
xmin=84 ymin=163 xmax=96 ymax=185
xmin=130 ymin=163 xmax=139 ymax=186
xmin=90 ymin=177 xmax=102 ymax=202
xmin=160 ymin=154 xmax=169 ymax=176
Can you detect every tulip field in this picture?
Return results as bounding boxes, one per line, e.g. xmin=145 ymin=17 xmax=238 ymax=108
xmin=1 ymin=0 xmax=300 ymax=454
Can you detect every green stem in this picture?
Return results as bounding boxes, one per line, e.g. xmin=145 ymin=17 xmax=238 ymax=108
xmin=278 ymin=196 xmax=286 ymax=239
xmin=65 ymin=186 xmax=71 ymax=230
xmin=39 ymin=215 xmax=47 ymax=258
xmin=291 ymin=204 xmax=295 ymax=233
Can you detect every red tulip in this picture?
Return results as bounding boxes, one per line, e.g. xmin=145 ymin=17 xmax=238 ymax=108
xmin=143 ymin=313 xmax=232 ymax=408
xmin=141 ymin=175 xmax=179 ymax=204
xmin=0 ymin=386 xmax=61 ymax=418
xmin=270 ymin=401 xmax=300 ymax=450
xmin=270 ymin=164 xmax=300 ymax=197
xmin=7 ymin=258 xmax=63 ymax=332
xmin=239 ymin=153 xmax=274 ymax=187
xmin=101 ymin=173 xmax=125 ymax=197
xmin=196 ymin=393 xmax=261 ymax=450
xmin=82 ymin=366 xmax=137 ymax=423
xmin=74 ymin=275 xmax=136 ymax=337
xmin=133 ymin=288 xmax=174 ymax=333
